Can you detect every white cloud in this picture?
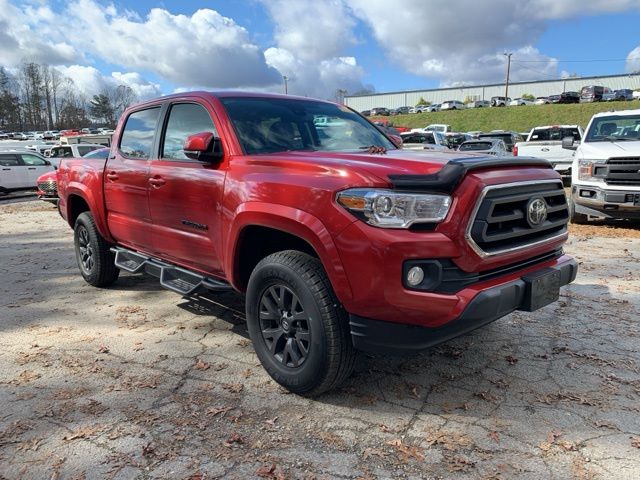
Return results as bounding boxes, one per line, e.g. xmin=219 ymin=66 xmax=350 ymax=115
xmin=262 ymin=0 xmax=356 ymax=62
xmin=626 ymin=46 xmax=640 ymax=73
xmin=0 ymin=0 xmax=78 ymax=67
xmin=346 ymin=0 xmax=640 ymax=86
xmin=55 ymin=65 xmax=161 ymax=100
xmin=63 ymin=0 xmax=281 ymax=89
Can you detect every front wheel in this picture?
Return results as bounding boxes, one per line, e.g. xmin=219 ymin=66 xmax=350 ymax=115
xmin=74 ymin=212 xmax=119 ymax=287
xmin=246 ymin=250 xmax=356 ymax=396
xmin=568 ymin=197 xmax=589 ymax=224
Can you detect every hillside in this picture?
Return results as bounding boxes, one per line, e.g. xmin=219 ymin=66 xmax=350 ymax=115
xmin=371 ymin=101 xmax=640 ymax=133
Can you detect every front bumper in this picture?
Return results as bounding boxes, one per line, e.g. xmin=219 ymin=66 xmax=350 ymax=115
xmin=573 ymin=186 xmax=640 ymax=219
xmin=350 ymin=257 xmax=578 ymax=355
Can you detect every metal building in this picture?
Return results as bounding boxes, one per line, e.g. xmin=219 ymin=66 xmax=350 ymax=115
xmin=344 ymin=73 xmax=640 ymax=111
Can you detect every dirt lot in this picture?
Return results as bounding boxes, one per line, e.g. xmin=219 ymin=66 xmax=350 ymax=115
xmin=1 ymin=201 xmax=639 ymax=479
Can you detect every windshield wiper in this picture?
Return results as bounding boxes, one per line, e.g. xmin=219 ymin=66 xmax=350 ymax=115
xmin=358 ymin=145 xmax=387 ymax=154
xmin=601 ymin=135 xmax=635 ymax=142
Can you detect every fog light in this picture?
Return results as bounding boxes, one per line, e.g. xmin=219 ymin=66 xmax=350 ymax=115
xmin=406 ymin=266 xmax=424 ymax=286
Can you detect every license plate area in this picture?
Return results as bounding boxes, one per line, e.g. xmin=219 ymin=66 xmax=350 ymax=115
xmin=520 ymin=268 xmax=561 ymax=312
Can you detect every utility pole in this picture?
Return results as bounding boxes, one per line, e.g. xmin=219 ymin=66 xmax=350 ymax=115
xmin=337 ymin=88 xmax=347 ymax=104
xmin=283 ymin=75 xmax=288 ymax=94
xmin=504 ymin=52 xmax=512 ymax=100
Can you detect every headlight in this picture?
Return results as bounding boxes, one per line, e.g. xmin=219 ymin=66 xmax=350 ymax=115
xmin=336 ymin=188 xmax=451 ymax=228
xmin=578 ymin=159 xmax=603 ymax=181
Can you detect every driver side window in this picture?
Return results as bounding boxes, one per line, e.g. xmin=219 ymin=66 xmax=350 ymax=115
xmin=162 ymin=103 xmax=217 ymax=160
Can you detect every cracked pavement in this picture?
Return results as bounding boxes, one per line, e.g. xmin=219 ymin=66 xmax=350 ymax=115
xmin=0 ymin=201 xmax=639 ymax=479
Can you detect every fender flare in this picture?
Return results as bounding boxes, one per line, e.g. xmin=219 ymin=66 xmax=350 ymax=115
xmin=225 ymin=202 xmax=353 ymax=303
xmin=64 ymin=182 xmax=114 ymax=243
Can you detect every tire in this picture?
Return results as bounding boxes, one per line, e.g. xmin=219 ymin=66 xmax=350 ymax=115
xmin=246 ymin=250 xmax=356 ymax=396
xmin=74 ymin=211 xmax=119 ymax=287
xmin=568 ymin=196 xmax=589 ymax=225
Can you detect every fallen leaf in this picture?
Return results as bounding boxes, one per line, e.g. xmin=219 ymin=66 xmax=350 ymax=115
xmin=488 ymin=431 xmax=500 ymax=443
xmin=363 ymin=447 xmax=388 ymax=460
xmin=240 ymin=369 xmax=253 ymax=378
xmin=265 ymin=417 xmax=278 ymax=427
xmin=224 ymin=432 xmax=243 ymax=448
xmin=631 ymin=437 xmax=640 ymax=449
xmin=142 ymin=442 xmax=155 ymax=457
xmin=207 ymin=406 xmax=232 ymax=417
xmin=505 ymin=355 xmax=518 ymax=365
xmin=386 ymin=438 xmax=424 ymax=462
xmin=256 ymin=463 xmax=285 ymax=479
xmin=98 ymin=345 xmax=109 ymax=354
xmin=222 ymin=383 xmax=244 ymax=393
xmin=195 ymin=359 xmax=210 ymax=370
xmin=547 ymin=430 xmax=563 ymax=443
xmin=63 ymin=425 xmax=102 ymax=441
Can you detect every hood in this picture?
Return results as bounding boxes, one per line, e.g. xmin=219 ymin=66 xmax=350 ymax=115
xmin=579 ymin=140 xmax=640 ymax=159
xmin=247 ymin=149 xmax=480 ymax=185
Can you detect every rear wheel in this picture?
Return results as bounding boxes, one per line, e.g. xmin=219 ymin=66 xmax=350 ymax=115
xmin=246 ymin=250 xmax=356 ymax=396
xmin=74 ymin=212 xmax=119 ymax=287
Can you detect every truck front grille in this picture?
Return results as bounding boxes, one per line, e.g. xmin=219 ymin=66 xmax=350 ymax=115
xmin=605 ymin=157 xmax=640 ymax=186
xmin=467 ymin=180 xmax=568 ymax=256
xmin=37 ymin=179 xmax=57 ymax=195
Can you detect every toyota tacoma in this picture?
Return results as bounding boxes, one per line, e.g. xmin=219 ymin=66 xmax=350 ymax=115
xmin=56 ymin=92 xmax=577 ymax=395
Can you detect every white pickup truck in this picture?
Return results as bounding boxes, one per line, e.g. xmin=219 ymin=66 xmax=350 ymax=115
xmin=563 ymin=109 xmax=640 ymax=223
xmin=514 ymin=125 xmax=583 ymax=180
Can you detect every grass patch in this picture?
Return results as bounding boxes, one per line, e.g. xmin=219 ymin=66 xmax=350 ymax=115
xmin=372 ymin=101 xmax=640 ymax=133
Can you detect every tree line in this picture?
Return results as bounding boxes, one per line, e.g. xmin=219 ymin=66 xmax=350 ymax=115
xmin=0 ymin=61 xmax=138 ymax=132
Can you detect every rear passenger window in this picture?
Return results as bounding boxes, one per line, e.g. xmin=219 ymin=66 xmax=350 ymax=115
xmin=0 ymin=155 xmax=19 ymax=166
xmin=21 ymin=154 xmax=48 ymax=166
xmin=77 ymin=146 xmax=98 ymax=157
xmin=120 ymin=107 xmax=160 ymax=159
xmin=162 ymin=103 xmax=217 ymax=160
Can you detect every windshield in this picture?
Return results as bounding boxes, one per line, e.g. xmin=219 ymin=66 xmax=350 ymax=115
xmin=530 ymin=127 xmax=581 ymax=141
xmin=585 ymin=114 xmax=640 ymax=142
xmin=220 ymin=97 xmax=395 ymax=154
xmin=459 ymin=142 xmax=492 ymax=151
xmin=401 ymin=133 xmax=436 ymax=144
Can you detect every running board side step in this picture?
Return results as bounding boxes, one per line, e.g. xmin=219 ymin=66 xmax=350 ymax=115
xmin=111 ymin=247 xmax=232 ymax=296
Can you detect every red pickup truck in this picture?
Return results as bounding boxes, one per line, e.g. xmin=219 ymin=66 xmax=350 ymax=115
xmin=57 ymin=91 xmax=577 ymax=395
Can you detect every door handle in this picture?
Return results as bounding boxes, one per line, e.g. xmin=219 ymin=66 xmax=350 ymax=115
xmin=148 ymin=177 xmax=166 ymax=187
xmin=2 ymin=168 xmax=10 ymax=171
xmin=28 ymin=167 xmax=36 ymax=170
xmin=106 ymin=171 xmax=119 ymax=181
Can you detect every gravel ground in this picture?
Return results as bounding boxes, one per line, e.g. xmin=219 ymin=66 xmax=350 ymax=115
xmin=1 ymin=201 xmax=639 ymax=480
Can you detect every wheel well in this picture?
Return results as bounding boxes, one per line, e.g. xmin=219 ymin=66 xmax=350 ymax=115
xmin=67 ymin=195 xmax=90 ymax=227
xmin=235 ymin=226 xmax=318 ymax=291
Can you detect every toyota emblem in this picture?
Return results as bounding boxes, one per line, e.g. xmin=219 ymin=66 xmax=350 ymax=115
xmin=527 ymin=198 xmax=547 ymax=226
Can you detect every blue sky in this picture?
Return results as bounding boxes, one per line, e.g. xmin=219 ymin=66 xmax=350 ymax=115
xmin=2 ymin=0 xmax=640 ymax=100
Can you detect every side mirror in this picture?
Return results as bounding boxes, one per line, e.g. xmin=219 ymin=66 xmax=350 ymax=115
xmin=562 ymin=136 xmax=577 ymax=150
xmin=388 ymin=134 xmax=403 ymax=148
xmin=183 ymin=132 xmax=223 ymax=162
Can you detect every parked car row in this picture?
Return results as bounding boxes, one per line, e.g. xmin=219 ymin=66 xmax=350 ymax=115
xmin=361 ymin=85 xmax=639 ymax=116
xmin=0 ymin=127 xmax=114 ymax=142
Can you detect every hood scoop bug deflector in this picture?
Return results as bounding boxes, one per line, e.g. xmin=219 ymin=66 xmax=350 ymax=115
xmin=388 ymin=156 xmax=552 ymax=193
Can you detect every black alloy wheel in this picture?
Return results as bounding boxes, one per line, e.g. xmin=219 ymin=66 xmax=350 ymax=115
xmin=73 ymin=211 xmax=119 ymax=287
xmin=259 ymin=284 xmax=311 ymax=368
xmin=246 ymin=250 xmax=356 ymax=396
xmin=76 ymin=224 xmax=95 ymax=275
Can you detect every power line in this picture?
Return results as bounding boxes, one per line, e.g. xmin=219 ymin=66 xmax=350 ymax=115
xmin=511 ymin=61 xmax=564 ymax=80
xmin=515 ymin=58 xmax=632 ymax=63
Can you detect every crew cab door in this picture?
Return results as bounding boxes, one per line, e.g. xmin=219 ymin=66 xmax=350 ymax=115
xmin=19 ymin=153 xmax=54 ymax=184
xmin=0 ymin=154 xmax=27 ymax=189
xmin=104 ymin=106 xmax=161 ymax=251
xmin=148 ymin=101 xmax=225 ymax=275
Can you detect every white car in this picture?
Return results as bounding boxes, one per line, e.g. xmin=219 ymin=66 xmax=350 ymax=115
xmin=440 ymin=100 xmax=465 ymax=111
xmin=565 ymin=109 xmax=640 ymax=223
xmin=0 ymin=150 xmax=55 ymax=195
xmin=47 ymin=143 xmax=104 ymax=160
xmin=534 ymin=97 xmax=551 ymax=105
xmin=509 ymin=98 xmax=534 ymax=106
xmin=424 ymin=124 xmax=452 ymax=133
